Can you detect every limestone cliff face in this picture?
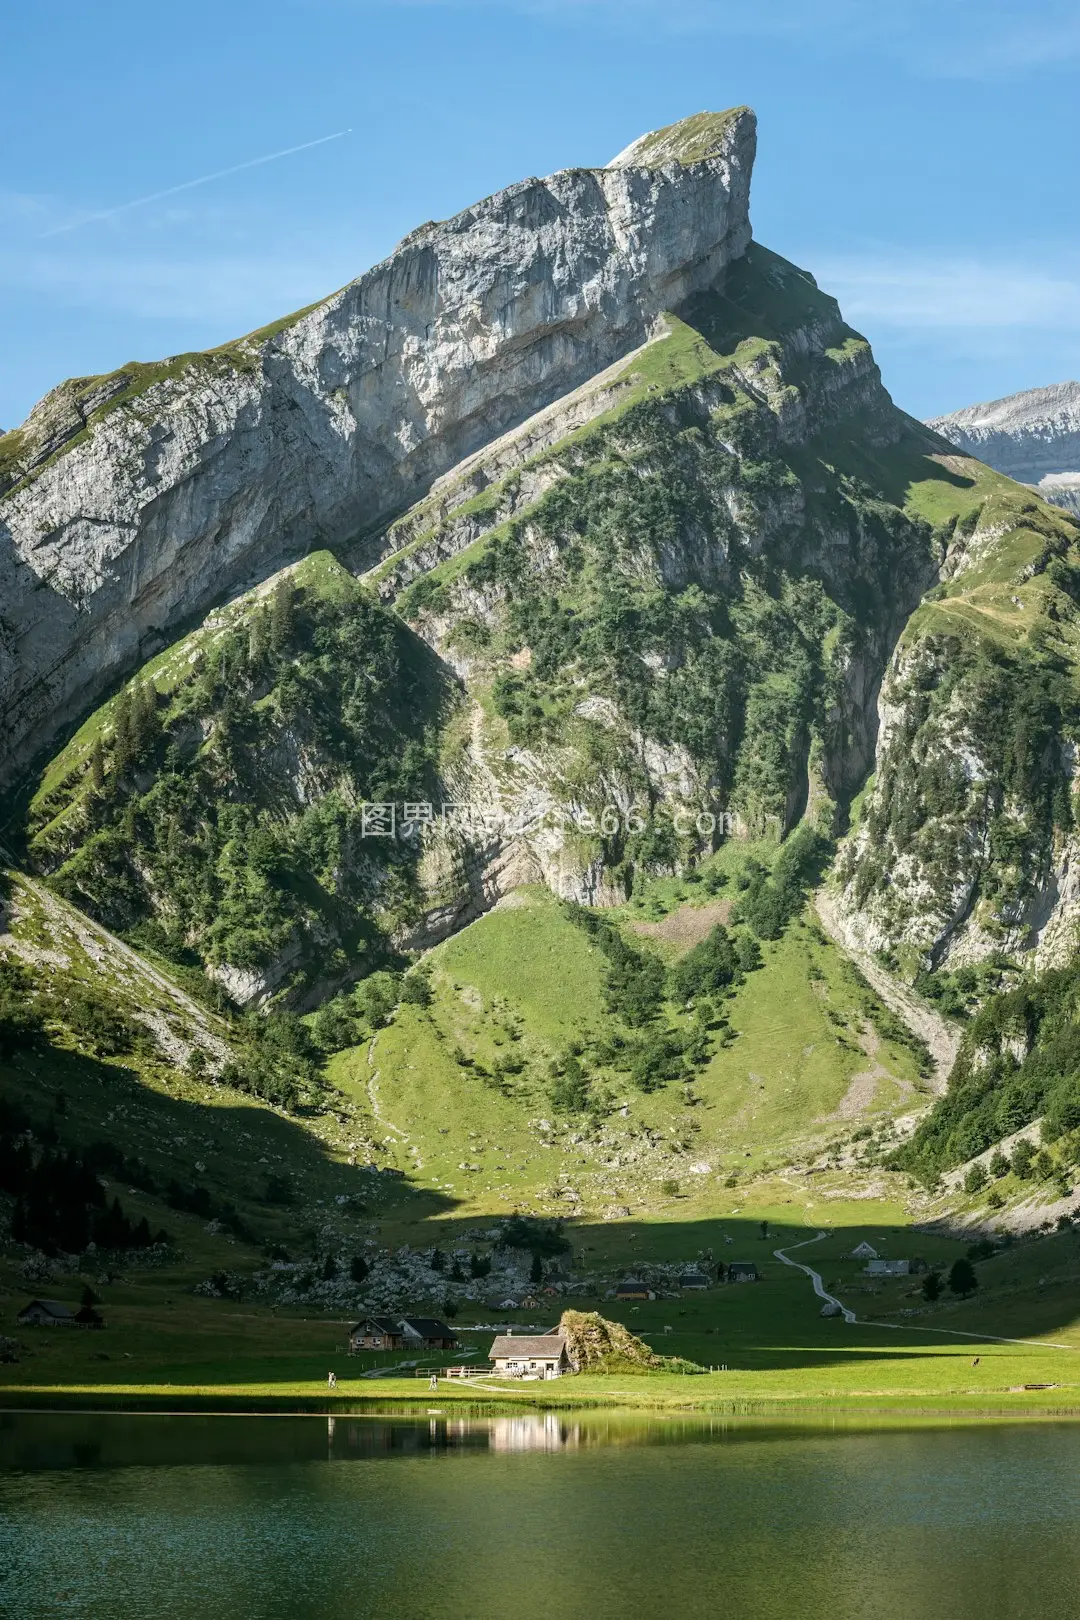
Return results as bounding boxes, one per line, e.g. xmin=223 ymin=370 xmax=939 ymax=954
xmin=831 ymin=472 xmax=1080 ymax=978
xmin=0 ymin=108 xmax=755 ymax=781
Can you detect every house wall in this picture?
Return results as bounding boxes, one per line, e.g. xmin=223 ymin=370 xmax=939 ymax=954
xmin=492 ymin=1358 xmax=564 ymax=1378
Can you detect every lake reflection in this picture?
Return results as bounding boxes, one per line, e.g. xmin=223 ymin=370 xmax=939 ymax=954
xmin=2 ymin=1412 xmax=1078 ymax=1619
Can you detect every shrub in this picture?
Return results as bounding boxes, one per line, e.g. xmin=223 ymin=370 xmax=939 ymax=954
xmin=497 ymin=1217 xmax=569 ymax=1258
xmin=550 ymin=1055 xmax=590 ymax=1113
xmin=964 ymin=1162 xmax=988 ymax=1195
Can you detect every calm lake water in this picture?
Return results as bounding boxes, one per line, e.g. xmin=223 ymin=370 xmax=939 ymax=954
xmin=1 ymin=1412 xmax=1078 ymax=1619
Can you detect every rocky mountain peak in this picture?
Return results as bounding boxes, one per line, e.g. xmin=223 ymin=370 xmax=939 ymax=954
xmin=0 ymin=109 xmax=757 ymax=783
xmin=929 ymin=380 xmax=1080 ymax=515
xmin=607 ymin=106 xmax=754 ymax=169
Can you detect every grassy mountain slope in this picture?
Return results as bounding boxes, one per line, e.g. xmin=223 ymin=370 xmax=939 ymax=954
xmin=5 ymin=235 xmax=1080 ymax=1379
xmin=897 ymin=949 xmax=1080 ymax=1185
xmin=329 ymin=849 xmax=928 ymax=1220
xmin=17 ymin=551 xmax=456 ymax=1005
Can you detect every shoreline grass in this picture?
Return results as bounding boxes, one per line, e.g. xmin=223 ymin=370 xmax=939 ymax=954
xmin=4 ymin=1383 xmax=1080 ymax=1422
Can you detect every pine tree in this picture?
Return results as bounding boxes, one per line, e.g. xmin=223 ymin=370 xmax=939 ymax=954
xmin=948 ymin=1257 xmax=977 ymax=1297
xmin=248 ymin=609 xmax=270 ymax=670
xmin=131 ymin=681 xmax=159 ymax=760
xmin=88 ymin=736 xmax=105 ymax=793
xmin=112 ymin=686 xmax=134 ymax=775
xmin=269 ymin=578 xmax=295 ymax=653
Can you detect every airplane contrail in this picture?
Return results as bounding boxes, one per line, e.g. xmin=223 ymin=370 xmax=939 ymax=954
xmin=40 ymin=129 xmax=353 ymax=238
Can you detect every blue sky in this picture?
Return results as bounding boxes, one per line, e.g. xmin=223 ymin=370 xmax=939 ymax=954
xmin=3 ymin=0 xmax=1079 ymax=428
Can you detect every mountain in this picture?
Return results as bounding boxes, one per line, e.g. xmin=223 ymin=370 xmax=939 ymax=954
xmin=0 ymin=108 xmax=754 ymax=784
xmin=3 ymin=109 xmax=1080 ymax=1278
xmin=929 ymin=382 xmax=1080 ymax=517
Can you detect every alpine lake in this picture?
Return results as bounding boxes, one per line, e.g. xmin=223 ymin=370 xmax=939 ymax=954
xmin=2 ymin=1410 xmax=1078 ymax=1618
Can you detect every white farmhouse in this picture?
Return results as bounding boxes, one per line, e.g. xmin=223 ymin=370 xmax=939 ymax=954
xmin=488 ymin=1331 xmax=571 ymax=1379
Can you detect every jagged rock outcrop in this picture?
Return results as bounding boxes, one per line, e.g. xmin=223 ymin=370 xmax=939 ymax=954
xmin=832 ymin=471 xmax=1080 ymax=977
xmin=930 ymin=382 xmax=1080 ymax=517
xmin=0 ymin=107 xmax=755 ymax=782
xmin=18 ymin=221 xmax=966 ymax=998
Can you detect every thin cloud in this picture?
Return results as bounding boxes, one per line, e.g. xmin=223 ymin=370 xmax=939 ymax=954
xmin=814 ymin=254 xmax=1080 ymax=330
xmin=40 ymin=130 xmax=353 ymax=239
xmin=0 ymin=246 xmax=346 ymax=324
xmin=340 ymin=0 xmax=1080 ymax=73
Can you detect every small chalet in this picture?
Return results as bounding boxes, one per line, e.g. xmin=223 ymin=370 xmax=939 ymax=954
xmin=678 ymin=1269 xmax=710 ymax=1290
xmin=399 ymin=1317 xmax=457 ymax=1350
xmin=615 ymin=1278 xmax=655 ymax=1300
xmin=725 ymin=1262 xmax=759 ymax=1284
xmin=349 ymin=1317 xmax=405 ymax=1352
xmin=348 ymin=1316 xmax=457 ymax=1353
xmin=865 ymin=1259 xmax=909 ymax=1278
xmin=17 ymin=1299 xmax=75 ymax=1328
xmin=849 ymin=1242 xmax=878 ymax=1261
xmin=489 ymin=1330 xmax=571 ymax=1379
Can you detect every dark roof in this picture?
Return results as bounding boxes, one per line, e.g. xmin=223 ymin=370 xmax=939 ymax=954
xmin=18 ymin=1299 xmax=74 ymax=1320
xmin=727 ymin=1261 xmax=759 ymax=1276
xmin=615 ymin=1279 xmax=651 ymax=1294
xmin=489 ymin=1334 xmax=568 ymax=1360
xmin=400 ymin=1317 xmax=456 ymax=1339
xmin=349 ymin=1316 xmax=401 ymax=1336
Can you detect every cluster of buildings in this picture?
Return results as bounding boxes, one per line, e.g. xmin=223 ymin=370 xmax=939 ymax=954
xmin=612 ymin=1261 xmax=758 ymax=1299
xmin=347 ymin=1314 xmax=570 ymax=1377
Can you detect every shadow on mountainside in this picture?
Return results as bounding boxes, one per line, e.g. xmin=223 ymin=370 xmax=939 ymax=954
xmin=6 ymin=1029 xmax=1078 ymax=1389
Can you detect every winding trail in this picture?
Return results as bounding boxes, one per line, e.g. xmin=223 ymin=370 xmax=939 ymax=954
xmin=773 ymin=1233 xmax=857 ymax=1322
xmin=365 ymin=1034 xmax=409 ymax=1142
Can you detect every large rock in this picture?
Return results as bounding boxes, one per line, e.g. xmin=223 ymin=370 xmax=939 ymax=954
xmin=0 ymin=108 xmax=756 ymax=782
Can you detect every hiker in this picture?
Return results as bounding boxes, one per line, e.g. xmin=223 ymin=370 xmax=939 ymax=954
xmin=971 ymin=1357 xmax=980 ymax=1368
xmin=429 ymin=1373 xmax=438 ymax=1390
xmin=328 ymin=1370 xmax=337 ymax=1389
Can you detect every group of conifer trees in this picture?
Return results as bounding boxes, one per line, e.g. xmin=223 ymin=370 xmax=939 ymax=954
xmin=0 ymin=1104 xmax=171 ymax=1257
xmin=84 ymin=576 xmax=298 ymax=793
